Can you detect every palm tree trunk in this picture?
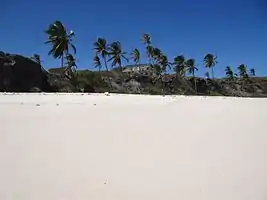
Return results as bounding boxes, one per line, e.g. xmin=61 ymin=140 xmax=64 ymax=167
xmin=193 ymin=71 xmax=197 ymax=92
xmin=211 ymin=67 xmax=214 ymax=79
xmin=119 ymin=63 xmax=123 ymax=72
xmin=61 ymin=56 xmax=64 ymax=68
xmin=104 ymin=57 xmax=109 ymax=71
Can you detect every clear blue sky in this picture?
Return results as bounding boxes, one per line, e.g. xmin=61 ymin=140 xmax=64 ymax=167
xmin=1 ymin=0 xmax=267 ymax=77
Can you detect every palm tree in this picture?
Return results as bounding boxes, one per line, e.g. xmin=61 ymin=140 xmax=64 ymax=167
xmin=186 ymin=58 xmax=198 ymax=91
xmin=142 ymin=33 xmax=151 ymax=46
xmin=93 ymin=37 xmax=109 ymax=71
xmin=203 ymin=53 xmax=217 ymax=79
xmin=142 ymin=33 xmax=153 ymax=65
xmin=146 ymin=45 xmax=154 ymax=65
xmin=130 ymin=48 xmax=140 ymax=70
xmin=107 ymin=41 xmax=128 ymax=71
xmin=238 ymin=64 xmax=248 ymax=79
xmin=45 ymin=21 xmax=76 ymax=68
xmin=31 ymin=54 xmax=42 ymax=65
xmin=151 ymin=47 xmax=162 ymax=64
xmin=173 ymin=55 xmax=187 ymax=77
xmin=225 ymin=66 xmax=234 ymax=80
xmin=93 ymin=55 xmax=102 ymax=72
xmin=250 ymin=68 xmax=256 ymax=77
xmin=158 ymin=54 xmax=172 ymax=74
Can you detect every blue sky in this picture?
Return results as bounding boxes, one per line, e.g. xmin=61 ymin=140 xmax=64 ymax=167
xmin=1 ymin=0 xmax=267 ymax=77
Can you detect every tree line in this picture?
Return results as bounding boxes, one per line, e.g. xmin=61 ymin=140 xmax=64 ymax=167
xmin=33 ymin=20 xmax=256 ymax=84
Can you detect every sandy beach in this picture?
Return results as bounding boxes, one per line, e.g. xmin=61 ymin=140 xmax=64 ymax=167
xmin=0 ymin=93 xmax=267 ymax=200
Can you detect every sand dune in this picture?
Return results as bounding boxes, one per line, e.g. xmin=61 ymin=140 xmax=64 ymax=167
xmin=0 ymin=93 xmax=267 ymax=200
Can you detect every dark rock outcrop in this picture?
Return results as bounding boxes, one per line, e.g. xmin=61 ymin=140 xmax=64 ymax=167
xmin=0 ymin=52 xmax=51 ymax=92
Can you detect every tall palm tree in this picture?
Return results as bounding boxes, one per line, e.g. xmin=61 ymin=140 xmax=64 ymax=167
xmin=203 ymin=53 xmax=217 ymax=79
xmin=225 ymin=66 xmax=234 ymax=80
xmin=93 ymin=55 xmax=102 ymax=72
xmin=45 ymin=21 xmax=76 ymax=68
xmin=186 ymin=58 xmax=198 ymax=91
xmin=142 ymin=33 xmax=153 ymax=65
xmin=30 ymin=54 xmax=42 ymax=65
xmin=107 ymin=41 xmax=128 ymax=71
xmin=93 ymin=37 xmax=109 ymax=71
xmin=146 ymin=45 xmax=154 ymax=65
xmin=173 ymin=55 xmax=187 ymax=77
xmin=238 ymin=64 xmax=248 ymax=79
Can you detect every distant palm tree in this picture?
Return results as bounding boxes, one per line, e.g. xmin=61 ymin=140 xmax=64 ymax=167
xmin=186 ymin=58 xmax=198 ymax=91
xmin=225 ymin=66 xmax=234 ymax=80
xmin=146 ymin=45 xmax=154 ymax=65
xmin=186 ymin=59 xmax=198 ymax=77
xmin=142 ymin=33 xmax=151 ymax=46
xmin=108 ymin=41 xmax=128 ymax=71
xmin=152 ymin=47 xmax=162 ymax=61
xmin=130 ymin=48 xmax=140 ymax=70
xmin=93 ymin=37 xmax=109 ymax=71
xmin=173 ymin=55 xmax=187 ymax=77
xmin=142 ymin=33 xmax=153 ymax=65
xmin=158 ymin=54 xmax=172 ymax=74
xmin=204 ymin=53 xmax=217 ymax=79
xmin=93 ymin=55 xmax=102 ymax=71
xmin=45 ymin=21 xmax=76 ymax=68
xmin=238 ymin=64 xmax=248 ymax=79
xmin=31 ymin=54 xmax=42 ymax=65
xmin=250 ymin=68 xmax=256 ymax=77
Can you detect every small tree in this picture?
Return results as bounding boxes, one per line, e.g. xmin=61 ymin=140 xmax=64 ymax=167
xmin=249 ymin=68 xmax=256 ymax=77
xmin=130 ymin=48 xmax=141 ymax=71
xmin=64 ymin=54 xmax=77 ymax=78
xmin=225 ymin=66 xmax=234 ymax=81
xmin=238 ymin=64 xmax=248 ymax=79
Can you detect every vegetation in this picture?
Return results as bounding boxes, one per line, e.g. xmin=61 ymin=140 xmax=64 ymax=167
xmin=1 ymin=20 xmax=266 ymax=97
xmin=107 ymin=41 xmax=128 ymax=71
xmin=203 ymin=53 xmax=217 ymax=79
xmin=45 ymin=21 xmax=76 ymax=68
xmin=43 ymin=21 xmax=260 ymax=83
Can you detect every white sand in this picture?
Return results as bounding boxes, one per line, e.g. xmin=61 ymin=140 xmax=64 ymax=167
xmin=0 ymin=93 xmax=267 ymax=200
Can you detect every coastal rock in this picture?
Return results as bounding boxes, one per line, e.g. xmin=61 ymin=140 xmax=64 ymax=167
xmin=0 ymin=52 xmax=51 ymax=92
